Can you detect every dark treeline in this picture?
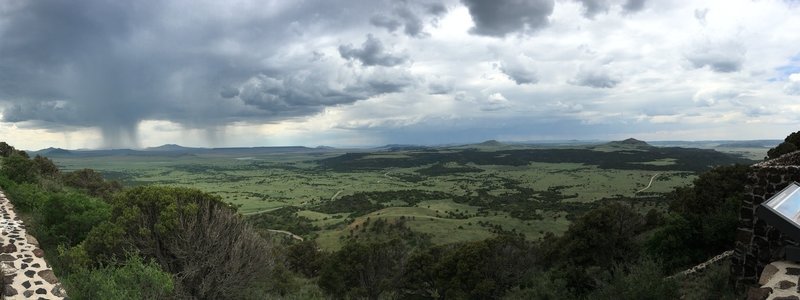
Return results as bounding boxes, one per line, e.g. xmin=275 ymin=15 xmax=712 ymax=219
xmin=318 ymin=147 xmax=752 ymax=173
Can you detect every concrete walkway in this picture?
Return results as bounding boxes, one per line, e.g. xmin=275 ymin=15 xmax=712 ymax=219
xmin=0 ymin=190 xmax=67 ymax=299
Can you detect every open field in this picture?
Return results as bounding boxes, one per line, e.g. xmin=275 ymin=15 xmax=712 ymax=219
xmin=50 ymin=141 xmax=751 ymax=250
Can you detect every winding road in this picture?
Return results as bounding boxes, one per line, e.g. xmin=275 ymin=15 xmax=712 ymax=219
xmin=331 ymin=190 xmax=343 ymax=201
xmin=636 ymin=173 xmax=660 ymax=193
xmin=266 ymin=229 xmax=304 ymax=241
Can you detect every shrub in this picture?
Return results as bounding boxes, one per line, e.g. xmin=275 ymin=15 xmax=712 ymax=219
xmin=319 ymin=238 xmax=408 ymax=300
xmin=1 ymin=153 xmax=38 ymax=184
xmin=33 ymin=155 xmax=60 ymax=178
xmin=38 ymin=193 xmax=111 ymax=247
xmin=85 ymin=186 xmax=279 ymax=299
xmin=767 ymin=130 xmax=800 ymax=159
xmin=63 ymin=169 xmax=122 ymax=200
xmin=588 ymin=258 xmax=679 ymax=300
xmin=4 ymin=182 xmax=49 ymax=212
xmin=62 ymin=254 xmax=174 ymax=300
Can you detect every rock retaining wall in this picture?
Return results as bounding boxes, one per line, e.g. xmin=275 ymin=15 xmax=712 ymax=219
xmin=0 ymin=190 xmax=66 ymax=299
xmin=733 ymin=151 xmax=800 ymax=287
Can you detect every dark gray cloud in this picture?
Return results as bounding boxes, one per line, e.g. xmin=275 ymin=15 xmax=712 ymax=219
xmin=570 ymin=67 xmax=620 ymax=88
xmin=462 ymin=0 xmax=555 ymax=37
xmin=500 ymin=61 xmax=538 ymax=85
xmin=2 ymin=101 xmax=82 ymax=126
xmin=395 ymin=7 xmax=426 ymax=37
xmin=236 ymin=67 xmax=413 ymax=115
xmin=0 ymin=0 xmax=402 ymax=147
xmin=370 ymin=15 xmax=403 ymax=32
xmin=576 ymin=0 xmax=612 ymax=18
xmin=220 ymin=86 xmax=240 ymax=99
xmin=686 ymin=40 xmax=745 ymax=73
xmin=426 ymin=3 xmax=448 ymax=15
xmin=428 ymin=81 xmax=454 ymax=95
xmin=622 ymin=0 xmax=647 ymax=12
xmin=368 ymin=1 xmax=446 ymax=38
xmin=238 ymin=75 xmax=355 ymax=115
xmin=339 ymin=35 xmax=409 ymax=66
xmin=575 ymin=0 xmax=646 ymax=18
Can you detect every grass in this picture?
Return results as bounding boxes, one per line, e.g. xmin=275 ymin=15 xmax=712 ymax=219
xmin=52 ymin=146 xmax=702 ymax=250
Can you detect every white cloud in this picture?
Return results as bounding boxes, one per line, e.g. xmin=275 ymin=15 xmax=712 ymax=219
xmin=692 ymin=88 xmax=741 ymax=107
xmin=483 ymin=93 xmax=511 ymax=111
xmin=785 ymin=73 xmax=800 ymax=95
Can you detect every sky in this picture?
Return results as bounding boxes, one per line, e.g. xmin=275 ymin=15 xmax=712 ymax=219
xmin=1 ymin=0 xmax=800 ymax=150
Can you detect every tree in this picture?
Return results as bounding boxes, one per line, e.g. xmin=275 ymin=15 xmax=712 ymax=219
xmin=319 ymin=238 xmax=408 ymax=300
xmin=1 ymin=153 xmax=38 ymax=183
xmin=33 ymin=155 xmax=60 ymax=178
xmin=552 ymin=202 xmax=644 ymax=268
xmin=39 ymin=193 xmax=110 ymax=247
xmin=84 ymin=186 xmax=278 ymax=299
xmin=286 ymin=240 xmax=325 ymax=278
xmin=588 ymin=258 xmax=679 ymax=300
xmin=649 ymin=164 xmax=749 ymax=271
xmin=0 ymin=142 xmax=14 ymax=157
xmin=767 ymin=130 xmax=800 ymax=159
xmin=62 ymin=254 xmax=174 ymax=300
xmin=400 ymin=235 xmax=536 ymax=299
xmin=63 ymin=169 xmax=122 ymax=200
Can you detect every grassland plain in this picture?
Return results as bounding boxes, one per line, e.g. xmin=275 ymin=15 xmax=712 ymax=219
xmin=50 ymin=142 xmax=752 ymax=250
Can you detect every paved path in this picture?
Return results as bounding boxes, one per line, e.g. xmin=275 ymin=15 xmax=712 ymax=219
xmin=242 ymin=206 xmax=284 ymax=216
xmin=636 ymin=173 xmax=660 ymax=193
xmin=330 ymin=190 xmax=343 ymax=201
xmin=1 ymin=190 xmax=67 ymax=299
xmin=266 ymin=229 xmax=304 ymax=241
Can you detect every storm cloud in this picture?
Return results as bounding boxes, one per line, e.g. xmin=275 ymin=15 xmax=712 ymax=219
xmin=575 ymin=0 xmax=612 ymax=18
xmin=339 ymin=35 xmax=409 ymax=66
xmin=686 ymin=40 xmax=746 ymax=73
xmin=0 ymin=0 xmax=399 ymax=147
xmin=499 ymin=55 xmax=539 ymax=85
xmin=0 ymin=0 xmax=799 ymax=150
xmin=369 ymin=1 xmax=446 ymax=37
xmin=570 ymin=65 xmax=620 ymax=89
xmin=461 ymin=0 xmax=555 ymax=37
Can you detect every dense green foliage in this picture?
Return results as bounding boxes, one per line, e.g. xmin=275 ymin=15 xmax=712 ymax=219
xmin=84 ymin=186 xmax=278 ymax=299
xmin=646 ymin=164 xmax=749 ymax=271
xmin=544 ymin=202 xmax=644 ymax=269
xmin=62 ymin=254 xmax=174 ymax=300
xmin=587 ymin=258 xmax=679 ymax=300
xmin=0 ymin=142 xmax=284 ymax=299
xmin=2 ymin=152 xmax=38 ymax=183
xmin=62 ymin=168 xmax=122 ymax=200
xmin=39 ymin=193 xmax=110 ymax=247
xmin=401 ymin=235 xmax=536 ymax=299
xmin=319 ymin=238 xmax=408 ymax=300
xmin=247 ymin=206 xmax=321 ymax=237
xmin=312 ymin=190 xmax=454 ymax=217
xmin=767 ymin=130 xmax=800 ymax=159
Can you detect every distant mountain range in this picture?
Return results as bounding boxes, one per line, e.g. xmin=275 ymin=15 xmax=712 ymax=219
xmin=603 ymin=138 xmax=653 ymax=149
xmin=29 ymin=138 xmax=781 ymax=158
xmin=30 ymin=144 xmax=338 ymax=158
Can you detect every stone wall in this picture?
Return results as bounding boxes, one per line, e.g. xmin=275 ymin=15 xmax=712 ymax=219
xmin=733 ymin=151 xmax=800 ymax=287
xmin=0 ymin=190 xmax=67 ymax=299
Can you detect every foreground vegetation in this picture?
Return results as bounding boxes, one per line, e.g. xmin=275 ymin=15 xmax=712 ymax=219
xmin=0 ymin=137 xmax=770 ymax=299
